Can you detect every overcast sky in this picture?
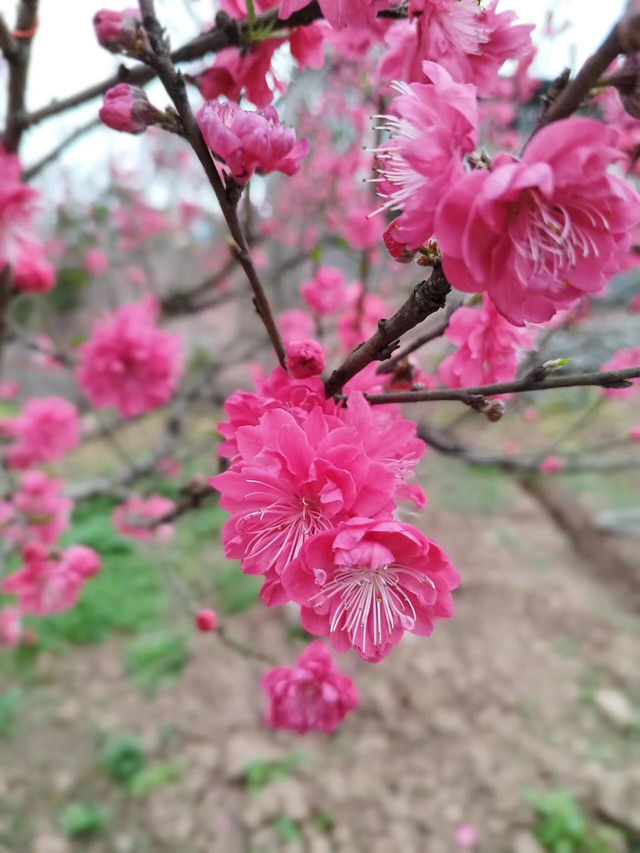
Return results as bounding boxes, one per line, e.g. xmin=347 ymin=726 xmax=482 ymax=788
xmin=0 ymin=0 xmax=627 ymax=187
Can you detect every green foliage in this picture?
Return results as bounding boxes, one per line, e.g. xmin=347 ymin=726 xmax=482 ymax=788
xmin=128 ymin=759 xmax=185 ymax=797
xmin=0 ymin=688 xmax=21 ymax=738
xmin=60 ymin=803 xmax=110 ymax=839
xmin=213 ymin=563 xmax=261 ymax=614
xmin=524 ymin=789 xmax=624 ymax=853
xmin=244 ymin=755 xmax=306 ymax=792
xmin=436 ymin=461 xmax=512 ymax=514
xmin=125 ymin=630 xmax=189 ymax=691
xmin=99 ymin=733 xmax=147 ymax=784
xmin=312 ymin=811 xmax=335 ymax=833
xmin=273 ymin=816 xmax=301 ymax=842
xmin=46 ymin=267 xmax=90 ymax=312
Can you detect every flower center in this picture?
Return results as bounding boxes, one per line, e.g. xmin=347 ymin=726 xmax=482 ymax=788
xmin=509 ymin=190 xmax=609 ymax=280
xmin=311 ymin=563 xmax=435 ymax=655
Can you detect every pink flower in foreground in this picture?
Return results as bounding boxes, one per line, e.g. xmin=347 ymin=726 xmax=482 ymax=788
xmin=211 ymin=408 xmax=396 ymax=583
xmin=300 ymin=266 xmax=357 ymax=316
xmin=113 ymin=495 xmax=176 ymax=542
xmin=278 ymin=309 xmax=315 ymax=345
xmin=196 ymin=101 xmax=309 ymax=182
xmin=286 ymin=340 xmax=326 ymax=378
xmin=2 ymin=543 xmax=101 ymax=616
xmin=282 ymin=518 xmax=459 ymax=661
xmin=279 ymin=0 xmax=387 ymax=29
xmin=439 ymin=298 xmax=535 ymax=389
xmin=9 ymin=472 xmax=72 ymax=547
xmin=539 ymin=455 xmax=566 ymax=474
xmin=436 ymin=118 xmax=640 ymax=325
xmin=0 ymin=608 xmax=23 ymax=647
xmin=2 ymin=397 xmax=80 ymax=470
xmin=93 ymin=8 xmax=140 ymax=53
xmin=375 ymin=61 xmax=478 ymax=254
xmin=600 ymin=346 xmax=640 ymax=399
xmin=100 ymin=84 xmax=161 ymax=134
xmin=77 ymin=297 xmax=183 ymax=418
xmin=262 ymin=640 xmax=358 ymax=733
xmin=85 ymin=248 xmax=109 ymax=275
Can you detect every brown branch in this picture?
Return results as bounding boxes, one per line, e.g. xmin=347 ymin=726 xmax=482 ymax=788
xmin=324 ymin=263 xmax=451 ymax=397
xmin=3 ymin=0 xmax=39 ymax=153
xmin=23 ymin=117 xmax=100 ymax=180
xmin=351 ymin=366 xmax=640 ymax=407
xmin=0 ymin=15 xmax=19 ymax=63
xmin=137 ymin=0 xmax=286 ymax=367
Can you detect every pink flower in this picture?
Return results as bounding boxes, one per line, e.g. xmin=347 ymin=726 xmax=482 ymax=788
xmin=112 ymin=495 xmax=176 ymax=541
xmin=2 ymin=543 xmax=101 ymax=616
xmin=211 ymin=407 xmax=396 ymax=584
xmin=93 ymin=8 xmax=140 ymax=53
xmin=539 ymin=455 xmax=566 ymax=474
xmin=13 ymin=243 xmax=56 ymax=293
xmin=436 ymin=118 xmax=640 ymax=325
xmin=289 ymin=22 xmax=326 ymax=70
xmin=301 ymin=266 xmax=358 ymax=316
xmin=196 ymin=101 xmax=309 ymax=182
xmin=286 ymin=340 xmax=326 ymax=378
xmin=469 ymin=2 xmax=534 ymax=96
xmin=340 ymin=204 xmax=384 ymax=250
xmin=600 ymin=346 xmax=640 ymax=399
xmin=0 ymin=608 xmax=23 ymax=647
xmin=76 ymin=297 xmax=183 ymax=418
xmin=278 ymin=308 xmax=315 ymax=345
xmin=338 ymin=292 xmax=388 ymax=352
xmin=0 ymin=148 xmax=40 ymax=268
xmin=217 ymin=365 xmax=336 ymax=461
xmin=374 ymin=62 xmax=478 ymax=254
xmin=0 ymin=381 xmax=19 ymax=400
xmin=281 ymin=518 xmax=459 ymax=661
xmin=84 ymin=248 xmax=109 ymax=275
xmin=100 ymin=84 xmax=160 ymax=134
xmin=630 ymin=425 xmax=640 ymax=442
xmin=439 ymin=298 xmax=535 ymax=389
xmin=262 ymin=640 xmax=358 ymax=733
xmin=199 ymin=40 xmax=286 ymax=109
xmin=2 ymin=397 xmax=79 ymax=470
xmin=455 ymin=823 xmax=478 ymax=848
xmin=8 ymin=472 xmax=72 ymax=547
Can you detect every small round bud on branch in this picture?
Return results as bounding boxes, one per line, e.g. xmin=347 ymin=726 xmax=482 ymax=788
xmin=93 ymin=8 xmax=141 ymax=54
xmin=286 ymin=339 xmax=326 ymax=378
xmin=99 ymin=84 xmax=163 ymax=134
xmin=195 ymin=609 xmax=218 ymax=632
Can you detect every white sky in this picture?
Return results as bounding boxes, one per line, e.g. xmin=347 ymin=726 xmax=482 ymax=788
xmin=0 ymin=0 xmax=628 ymax=189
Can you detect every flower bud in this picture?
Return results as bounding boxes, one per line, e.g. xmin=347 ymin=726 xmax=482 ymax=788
xmin=93 ymin=8 xmax=141 ymax=53
xmin=99 ymin=84 xmax=158 ymax=135
xmin=195 ymin=609 xmax=218 ymax=632
xmin=286 ymin=339 xmax=325 ymax=379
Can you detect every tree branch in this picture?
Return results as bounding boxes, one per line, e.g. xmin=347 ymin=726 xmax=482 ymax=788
xmin=3 ymin=0 xmax=39 ymax=153
xmin=23 ymin=117 xmax=100 ymax=180
xmin=0 ymin=15 xmax=19 ymax=63
xmin=324 ymin=263 xmax=451 ymax=397
xmin=137 ymin=0 xmax=286 ymax=367
xmin=350 ymin=366 xmax=640 ymax=407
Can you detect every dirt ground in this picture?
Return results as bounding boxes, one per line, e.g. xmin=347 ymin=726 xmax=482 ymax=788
xmin=1 ymin=467 xmax=639 ymax=853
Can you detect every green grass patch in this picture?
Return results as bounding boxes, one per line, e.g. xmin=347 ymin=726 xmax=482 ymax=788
xmin=60 ymin=803 xmax=110 ymax=839
xmin=125 ymin=630 xmax=189 ymax=691
xmin=99 ymin=733 xmax=147 ymax=784
xmin=129 ymin=759 xmax=186 ymax=797
xmin=244 ymin=754 xmax=307 ymax=793
xmin=524 ymin=788 xmax=626 ymax=852
xmin=0 ymin=688 xmax=21 ymax=738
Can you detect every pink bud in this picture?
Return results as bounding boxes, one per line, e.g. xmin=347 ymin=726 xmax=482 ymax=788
xmin=99 ymin=84 xmax=157 ymax=134
xmin=196 ymin=609 xmax=218 ymax=632
xmin=286 ymin=339 xmax=326 ymax=378
xmin=93 ymin=8 xmax=141 ymax=53
xmin=539 ymin=455 xmax=566 ymax=474
xmin=383 ymin=222 xmax=418 ymax=264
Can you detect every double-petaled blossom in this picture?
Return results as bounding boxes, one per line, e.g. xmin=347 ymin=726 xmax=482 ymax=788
xmin=2 ymin=543 xmax=101 ymax=616
xmin=93 ymin=8 xmax=140 ymax=53
xmin=0 ymin=397 xmax=80 ymax=470
xmin=199 ymin=41 xmax=286 ymax=110
xmin=279 ymin=0 xmax=388 ymax=29
xmin=281 ymin=518 xmax=459 ymax=662
xmin=438 ymin=298 xmax=536 ymax=389
xmin=217 ymin=366 xmax=336 ymax=462
xmin=5 ymin=472 xmax=72 ymax=548
xmin=599 ymin=346 xmax=640 ymax=399
xmin=300 ymin=266 xmax=358 ymax=316
xmin=286 ymin=340 xmax=326 ymax=379
xmin=374 ymin=61 xmax=478 ymax=254
xmin=100 ymin=84 xmax=162 ymax=134
xmin=196 ymin=101 xmax=309 ymax=182
xmin=76 ymin=297 xmax=183 ymax=418
xmin=112 ymin=495 xmax=176 ymax=541
xmin=262 ymin=640 xmax=358 ymax=733
xmin=0 ymin=147 xmax=40 ymax=269
xmin=211 ymin=406 xmax=396 ymax=585
xmin=436 ymin=118 xmax=640 ymax=325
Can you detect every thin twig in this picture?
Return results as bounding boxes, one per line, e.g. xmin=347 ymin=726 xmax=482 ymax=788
xmin=23 ymin=118 xmax=100 ymax=180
